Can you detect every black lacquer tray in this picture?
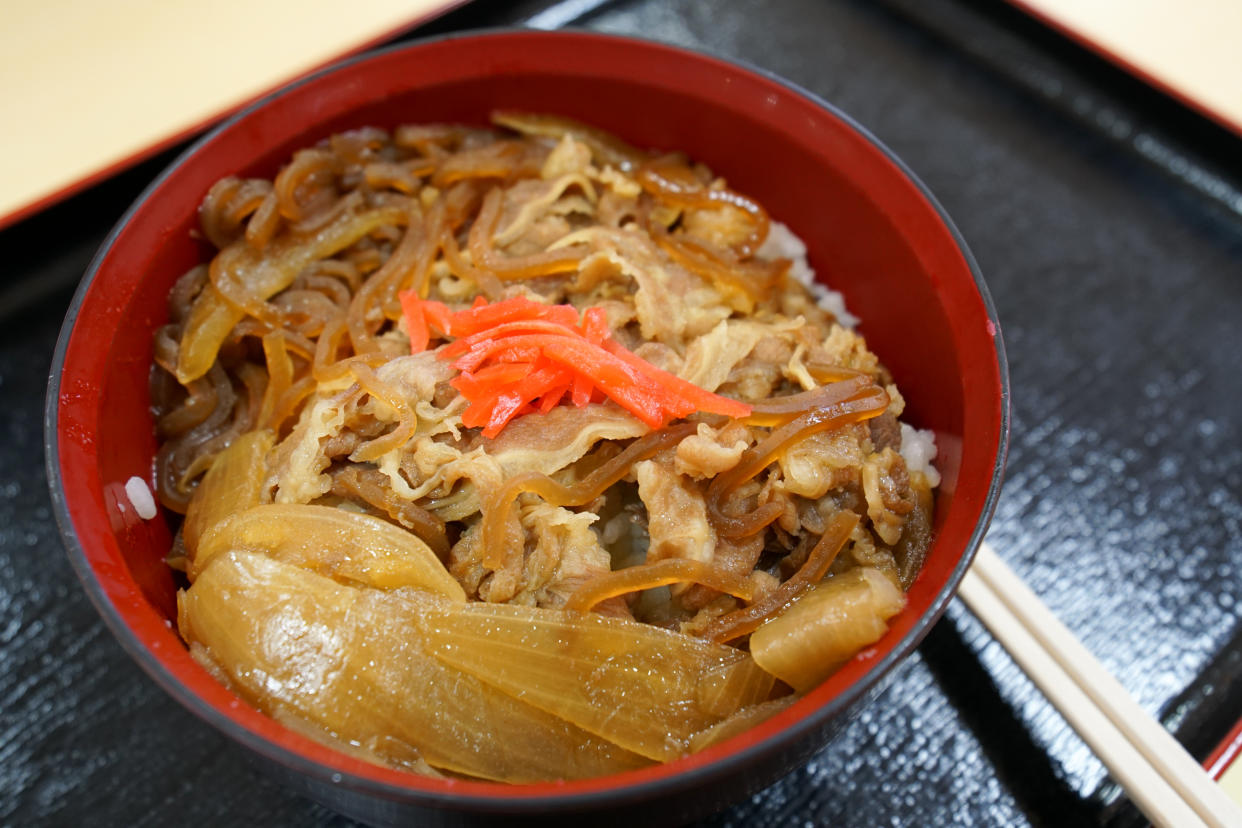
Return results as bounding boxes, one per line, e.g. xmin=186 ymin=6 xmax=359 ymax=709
xmin=4 ymin=1 xmax=1240 ymax=824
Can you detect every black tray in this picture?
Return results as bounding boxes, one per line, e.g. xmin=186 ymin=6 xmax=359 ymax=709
xmin=4 ymin=0 xmax=1241 ymax=824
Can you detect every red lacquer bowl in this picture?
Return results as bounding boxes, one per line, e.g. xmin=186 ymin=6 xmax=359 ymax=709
xmin=46 ymin=30 xmax=1008 ymax=826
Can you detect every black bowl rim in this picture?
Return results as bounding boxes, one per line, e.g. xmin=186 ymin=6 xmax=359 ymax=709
xmin=45 ymin=26 xmax=1010 ymax=816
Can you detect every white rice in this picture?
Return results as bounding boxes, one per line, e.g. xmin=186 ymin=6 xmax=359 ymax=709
xmin=124 ymin=476 xmax=159 ymax=520
xmin=900 ymin=424 xmax=941 ymax=487
xmin=758 ymin=221 xmax=861 ymax=328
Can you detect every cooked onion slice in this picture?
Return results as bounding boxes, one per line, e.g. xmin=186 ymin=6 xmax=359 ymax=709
xmin=749 ymin=567 xmax=905 ymax=693
xmin=182 ymin=429 xmax=274 ymax=560
xmin=688 ymin=695 xmax=798 ymax=754
xmin=563 ymin=558 xmax=757 ymax=613
xmin=743 ymin=373 xmax=870 ymax=428
xmin=180 ymin=552 xmax=647 ymax=781
xmin=418 ymin=602 xmax=774 ymax=761
xmin=177 ymin=205 xmax=408 ymax=383
xmin=192 ymin=504 xmax=464 ymax=600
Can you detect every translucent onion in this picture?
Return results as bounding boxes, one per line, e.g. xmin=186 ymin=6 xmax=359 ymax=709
xmin=180 ymin=551 xmax=648 ymax=781
xmin=256 ymin=332 xmax=294 ymax=429
xmin=192 ymin=503 xmax=464 ymax=600
xmin=743 ymin=373 xmax=870 ymax=428
xmin=688 ymin=695 xmax=797 ymax=754
xmin=182 ymin=429 xmax=274 ymax=561
xmin=263 ymin=375 xmax=316 ymax=437
xmin=749 ymin=567 xmax=905 ymax=693
xmin=174 ymin=284 xmax=238 ymax=385
xmin=562 ymin=558 xmax=757 ymax=614
xmin=177 ymin=204 xmax=408 ymax=383
xmin=417 ymin=601 xmax=775 ymax=761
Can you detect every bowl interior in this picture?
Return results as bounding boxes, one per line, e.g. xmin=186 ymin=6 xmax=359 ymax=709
xmin=50 ymin=30 xmax=1006 ymax=808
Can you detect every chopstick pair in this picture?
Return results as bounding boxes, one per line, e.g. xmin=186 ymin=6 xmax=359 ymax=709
xmin=957 ymin=543 xmax=1242 ymax=828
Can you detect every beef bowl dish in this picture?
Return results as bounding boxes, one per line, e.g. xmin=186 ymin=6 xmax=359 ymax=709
xmin=47 ymin=30 xmax=1008 ymax=826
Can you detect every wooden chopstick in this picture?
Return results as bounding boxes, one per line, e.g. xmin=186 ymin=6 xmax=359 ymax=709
xmin=957 ymin=542 xmax=1242 ymax=828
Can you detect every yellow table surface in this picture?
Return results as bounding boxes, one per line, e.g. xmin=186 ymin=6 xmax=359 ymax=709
xmin=4 ymin=1 xmax=1239 ymax=228
xmin=1012 ymin=0 xmax=1242 ymax=133
xmin=0 ymin=0 xmax=457 ymax=227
